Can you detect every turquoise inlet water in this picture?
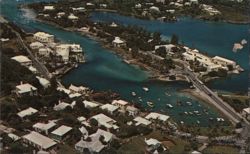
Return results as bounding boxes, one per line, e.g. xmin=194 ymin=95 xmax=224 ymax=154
xmin=90 ymin=12 xmax=250 ymax=93
xmin=1 ymin=0 xmax=248 ymax=126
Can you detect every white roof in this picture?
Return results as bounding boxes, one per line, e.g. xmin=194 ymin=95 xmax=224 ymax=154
xmin=34 ymin=32 xmax=54 ymax=38
xmin=69 ymin=84 xmax=87 ymax=92
xmin=126 ymin=106 xmax=139 ymax=112
xmin=83 ymin=100 xmax=99 ymax=108
xmin=212 ymin=56 xmax=236 ymax=64
xmin=155 ymin=44 xmax=175 ymax=50
xmin=79 ymin=126 xmax=88 ymax=136
xmin=69 ymin=93 xmax=82 ymax=98
xmin=30 ymin=42 xmax=44 ymax=48
xmin=90 ymin=129 xmax=114 ymax=143
xmin=133 ymin=117 xmax=152 ymax=126
xmin=57 ymin=87 xmax=71 ymax=94
xmin=16 ymin=83 xmax=37 ymax=94
xmin=33 ymin=121 xmax=56 ymax=131
xmin=8 ymin=133 xmax=20 ymax=141
xmin=68 ymin=14 xmax=79 ymax=20
xmin=36 ymin=76 xmax=50 ymax=88
xmin=100 ymin=104 xmax=119 ymax=113
xmin=17 ymin=107 xmax=38 ymax=118
xmin=243 ymin=107 xmax=250 ymax=114
xmin=145 ymin=112 xmax=170 ymax=122
xmin=191 ymin=151 xmax=202 ymax=154
xmin=145 ymin=138 xmax=161 ymax=146
xmin=22 ymin=131 xmax=57 ymax=150
xmin=112 ymin=37 xmax=125 ymax=44
xmin=29 ymin=66 xmax=37 ymax=73
xmin=11 ymin=55 xmax=31 ymax=63
xmin=77 ymin=116 xmax=86 ymax=122
xmin=51 ymin=125 xmax=72 ymax=137
xmin=53 ymin=102 xmax=70 ymax=111
xmin=91 ymin=113 xmax=117 ymax=129
xmin=112 ymin=99 xmax=129 ymax=106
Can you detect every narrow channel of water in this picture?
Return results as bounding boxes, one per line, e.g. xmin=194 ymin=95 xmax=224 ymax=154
xmin=2 ymin=0 xmax=247 ymax=126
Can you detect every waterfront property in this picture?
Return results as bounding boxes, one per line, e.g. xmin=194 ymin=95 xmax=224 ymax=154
xmin=34 ymin=32 xmax=54 ymax=43
xmin=112 ymin=99 xmax=129 ymax=112
xmin=112 ymin=37 xmax=126 ymax=48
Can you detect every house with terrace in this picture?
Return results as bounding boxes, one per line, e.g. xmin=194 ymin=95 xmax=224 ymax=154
xmin=15 ymin=82 xmax=38 ymax=97
xmin=90 ymin=113 xmax=119 ymax=131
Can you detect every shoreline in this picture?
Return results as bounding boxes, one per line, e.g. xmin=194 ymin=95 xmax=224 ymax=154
xmin=92 ymin=9 xmax=250 ymax=25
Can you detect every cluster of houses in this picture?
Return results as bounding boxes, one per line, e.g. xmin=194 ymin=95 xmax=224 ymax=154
xmin=182 ymin=47 xmax=239 ymax=72
xmin=31 ymin=31 xmax=84 ymax=63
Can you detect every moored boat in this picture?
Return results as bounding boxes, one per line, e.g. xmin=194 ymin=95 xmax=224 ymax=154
xmin=147 ymin=101 xmax=154 ymax=108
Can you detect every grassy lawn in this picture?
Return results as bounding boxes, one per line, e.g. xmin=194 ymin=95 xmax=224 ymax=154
xmin=203 ymin=145 xmax=240 ymax=154
xmin=168 ymin=138 xmax=190 ymax=154
xmin=118 ymin=136 xmax=146 ymax=154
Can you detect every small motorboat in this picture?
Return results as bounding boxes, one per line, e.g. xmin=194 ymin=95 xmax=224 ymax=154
xmin=166 ymin=104 xmax=173 ymax=108
xmin=180 ymin=121 xmax=184 ymax=124
xmin=143 ymin=87 xmax=149 ymax=92
xmin=131 ymin=92 xmax=136 ymax=96
xmin=186 ymin=101 xmax=192 ymax=106
xmin=184 ymin=112 xmax=188 ymax=115
xmin=197 ymin=120 xmax=200 ymax=124
xmin=147 ymin=101 xmax=154 ymax=108
xmin=165 ymin=92 xmax=171 ymax=96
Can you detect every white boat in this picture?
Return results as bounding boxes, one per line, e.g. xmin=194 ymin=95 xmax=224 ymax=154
xmin=189 ymin=112 xmax=193 ymax=115
xmin=194 ymin=111 xmax=199 ymax=114
xmin=184 ymin=112 xmax=188 ymax=115
xmin=217 ymin=118 xmax=225 ymax=122
xmin=131 ymin=92 xmax=136 ymax=96
xmin=143 ymin=87 xmax=149 ymax=92
xmin=147 ymin=101 xmax=154 ymax=108
xmin=165 ymin=92 xmax=171 ymax=96
xmin=186 ymin=101 xmax=192 ymax=106
xmin=166 ymin=104 xmax=173 ymax=108
xmin=180 ymin=121 xmax=184 ymax=124
xmin=197 ymin=120 xmax=200 ymax=124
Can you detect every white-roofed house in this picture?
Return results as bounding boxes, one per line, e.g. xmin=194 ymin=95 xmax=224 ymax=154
xmin=8 ymin=133 xmax=20 ymax=142
xmin=17 ymin=107 xmax=38 ymax=118
xmin=145 ymin=138 xmax=166 ymax=152
xmin=242 ymin=107 xmax=250 ymax=120
xmin=133 ymin=117 xmax=152 ymax=126
xmin=69 ymin=84 xmax=89 ymax=94
xmin=212 ymin=56 xmax=236 ymax=68
xmin=68 ymin=14 xmax=79 ymax=20
xmin=50 ymin=125 xmax=72 ymax=141
xmin=22 ymin=131 xmax=57 ymax=150
xmin=112 ymin=99 xmax=129 ymax=112
xmin=15 ymin=82 xmax=38 ymax=97
xmin=11 ymin=55 xmax=32 ymax=67
xmin=38 ymin=47 xmax=53 ymax=57
xmin=77 ymin=116 xmax=86 ymax=123
xmin=112 ymin=37 xmax=126 ymax=48
xmin=100 ymin=104 xmax=119 ymax=114
xmin=145 ymin=112 xmax=170 ymax=123
xmin=28 ymin=66 xmax=38 ymax=74
xmin=53 ymin=101 xmax=71 ymax=111
xmin=33 ymin=121 xmax=56 ymax=135
xmin=126 ymin=105 xmax=140 ymax=117
xmin=30 ymin=41 xmax=44 ymax=49
xmin=91 ymin=113 xmax=119 ymax=130
xmin=75 ymin=129 xmax=114 ymax=153
xmin=79 ymin=126 xmax=88 ymax=138
xmin=34 ymin=32 xmax=54 ymax=43
xmin=36 ymin=76 xmax=51 ymax=88
xmin=83 ymin=100 xmax=100 ymax=109
xmin=44 ymin=6 xmax=55 ymax=11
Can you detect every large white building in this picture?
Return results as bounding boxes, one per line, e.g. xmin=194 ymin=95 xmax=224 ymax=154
xmin=55 ymin=44 xmax=83 ymax=62
xmin=34 ymin=32 xmax=54 ymax=43
xmin=212 ymin=56 xmax=236 ymax=68
xmin=91 ymin=113 xmax=119 ymax=130
xmin=22 ymin=131 xmax=57 ymax=150
xmin=182 ymin=49 xmax=225 ymax=71
xmin=15 ymin=83 xmax=38 ymax=96
xmin=11 ymin=55 xmax=32 ymax=67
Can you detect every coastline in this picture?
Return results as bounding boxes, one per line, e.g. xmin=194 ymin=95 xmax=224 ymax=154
xmin=31 ymin=11 xmax=189 ymax=83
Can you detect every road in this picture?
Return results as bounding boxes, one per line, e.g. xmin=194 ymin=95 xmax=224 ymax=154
xmin=182 ymin=67 xmax=250 ymax=142
xmin=7 ymin=25 xmax=51 ymax=80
